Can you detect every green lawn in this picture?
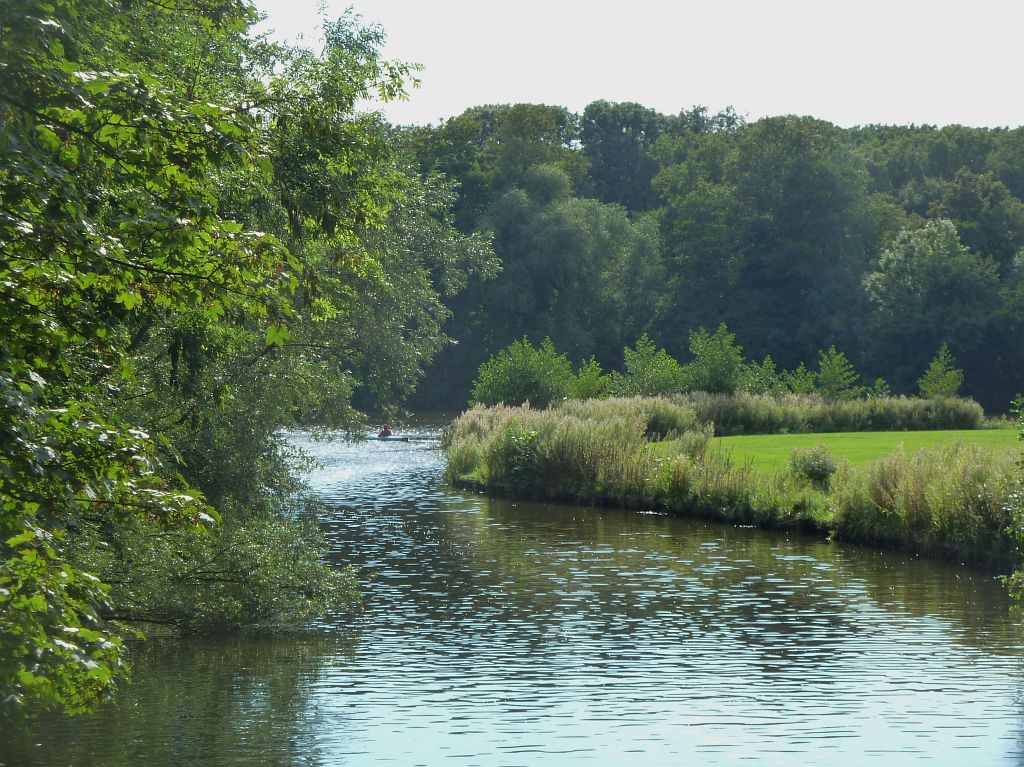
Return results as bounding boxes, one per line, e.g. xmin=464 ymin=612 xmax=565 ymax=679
xmin=710 ymin=429 xmax=1020 ymax=474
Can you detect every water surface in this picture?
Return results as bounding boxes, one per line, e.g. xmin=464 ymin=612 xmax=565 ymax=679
xmin=3 ymin=428 xmax=1023 ymax=765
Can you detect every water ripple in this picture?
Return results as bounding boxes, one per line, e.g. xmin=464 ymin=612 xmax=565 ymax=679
xmin=4 ymin=428 xmax=1023 ymax=767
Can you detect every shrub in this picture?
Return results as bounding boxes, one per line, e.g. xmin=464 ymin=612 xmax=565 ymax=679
xmin=470 ymin=337 xmax=574 ymax=408
xmin=611 ymin=335 xmax=688 ymax=396
xmin=782 ymin=362 xmax=818 ymax=395
xmin=789 ymin=445 xmax=838 ymax=488
xmin=559 ymin=396 xmax=700 ymax=439
xmin=918 ymin=344 xmax=965 ymax=398
xmin=685 ymin=323 xmax=745 ymax=394
xmin=572 ymin=357 xmax=612 ymax=400
xmin=831 ymin=444 xmax=1018 ymax=564
xmin=816 ymin=346 xmax=866 ymax=401
xmin=740 ymin=355 xmax=787 ymax=396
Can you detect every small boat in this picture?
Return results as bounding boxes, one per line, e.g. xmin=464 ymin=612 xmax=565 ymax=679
xmin=373 ymin=435 xmax=409 ymax=442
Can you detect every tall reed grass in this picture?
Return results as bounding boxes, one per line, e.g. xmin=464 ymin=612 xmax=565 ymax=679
xmin=677 ymin=392 xmax=984 ymax=435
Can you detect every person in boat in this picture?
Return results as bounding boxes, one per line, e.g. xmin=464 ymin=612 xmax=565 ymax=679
xmin=378 ymin=424 xmax=393 ymax=438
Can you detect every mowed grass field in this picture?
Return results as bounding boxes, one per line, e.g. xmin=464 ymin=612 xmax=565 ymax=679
xmin=711 ymin=429 xmax=1020 ymax=474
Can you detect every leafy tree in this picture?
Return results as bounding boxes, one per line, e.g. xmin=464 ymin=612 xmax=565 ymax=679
xmin=686 ymin=324 xmax=745 ymax=394
xmin=868 ymin=377 xmax=893 ymax=399
xmin=740 ymin=356 xmax=786 ymax=396
xmin=1 ymin=0 xmax=279 ymax=716
xmin=918 ymin=344 xmax=965 ymax=398
xmin=581 ymin=100 xmax=667 ymax=211
xmin=0 ymin=0 xmax=488 ymax=720
xmin=470 ymin=338 xmax=574 ymax=408
xmin=440 ymin=175 xmax=664 ymax=391
xmin=864 ymin=219 xmax=1000 ymax=391
xmin=611 ymin=335 xmax=687 ymax=396
xmin=816 ymin=346 xmax=866 ymax=401
xmin=928 ymin=169 xmax=1024 ymax=274
xmin=782 ymin=363 xmax=819 ymax=395
xmin=572 ymin=357 xmax=612 ymax=400
xmin=655 ymin=116 xmax=876 ymax=366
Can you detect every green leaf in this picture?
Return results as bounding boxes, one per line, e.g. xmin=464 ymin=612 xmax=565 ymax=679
xmin=264 ymin=323 xmax=290 ymax=347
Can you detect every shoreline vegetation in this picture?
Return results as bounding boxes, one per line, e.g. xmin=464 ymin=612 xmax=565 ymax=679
xmin=442 ymin=395 xmax=1021 ymax=572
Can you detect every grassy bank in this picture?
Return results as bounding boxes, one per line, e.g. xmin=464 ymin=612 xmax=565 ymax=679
xmin=443 ymin=399 xmax=1021 ymax=570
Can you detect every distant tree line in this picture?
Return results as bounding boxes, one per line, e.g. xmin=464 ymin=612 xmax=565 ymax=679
xmin=468 ymin=330 xmax=965 ymax=411
xmin=401 ymin=102 xmax=1024 ymax=412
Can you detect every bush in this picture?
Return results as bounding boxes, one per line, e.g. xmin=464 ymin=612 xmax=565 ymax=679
xmin=572 ymin=357 xmax=612 ymax=400
xmin=470 ymin=337 xmax=574 ymax=408
xmin=740 ymin=355 xmax=787 ymax=396
xmin=789 ymin=445 xmax=838 ymax=488
xmin=680 ymin=392 xmax=984 ymax=435
xmin=685 ymin=323 xmax=745 ymax=394
xmin=918 ymin=344 xmax=965 ymax=398
xmin=816 ymin=346 xmax=866 ymax=401
xmin=559 ymin=396 xmax=700 ymax=439
xmin=611 ymin=335 xmax=688 ymax=396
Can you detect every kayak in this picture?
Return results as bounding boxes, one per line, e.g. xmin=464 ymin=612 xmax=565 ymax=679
xmin=374 ymin=435 xmax=409 ymax=442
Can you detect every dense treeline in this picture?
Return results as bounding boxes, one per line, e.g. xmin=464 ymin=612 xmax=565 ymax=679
xmin=0 ymin=0 xmax=493 ymax=718
xmin=403 ymin=102 xmax=1024 ymax=411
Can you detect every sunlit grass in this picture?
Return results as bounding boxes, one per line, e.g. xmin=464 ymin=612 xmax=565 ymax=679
xmin=712 ymin=430 xmax=1020 ymax=474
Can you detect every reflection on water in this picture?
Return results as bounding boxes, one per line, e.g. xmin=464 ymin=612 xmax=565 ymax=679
xmin=3 ymin=427 xmax=1024 ymax=766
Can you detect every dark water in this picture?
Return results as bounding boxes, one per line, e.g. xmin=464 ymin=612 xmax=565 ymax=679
xmin=4 ymin=428 xmax=1024 ymax=766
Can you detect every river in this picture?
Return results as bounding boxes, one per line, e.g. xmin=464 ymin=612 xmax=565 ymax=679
xmin=3 ymin=427 xmax=1023 ymax=766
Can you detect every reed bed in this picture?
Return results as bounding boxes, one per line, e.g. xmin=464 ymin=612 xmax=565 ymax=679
xmin=677 ymin=392 xmax=985 ymax=435
xmin=444 ymin=398 xmax=1020 ymax=569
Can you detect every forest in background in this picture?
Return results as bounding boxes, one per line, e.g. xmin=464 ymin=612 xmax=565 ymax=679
xmin=402 ymin=102 xmax=1024 ymax=412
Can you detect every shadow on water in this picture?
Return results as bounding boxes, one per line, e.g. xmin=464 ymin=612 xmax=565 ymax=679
xmin=4 ymin=426 xmax=1024 ymax=766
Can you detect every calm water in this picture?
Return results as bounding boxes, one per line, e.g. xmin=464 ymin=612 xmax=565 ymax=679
xmin=4 ymin=428 xmax=1024 ymax=766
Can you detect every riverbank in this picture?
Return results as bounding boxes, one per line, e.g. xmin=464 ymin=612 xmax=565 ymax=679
xmin=443 ymin=398 xmax=1022 ymax=571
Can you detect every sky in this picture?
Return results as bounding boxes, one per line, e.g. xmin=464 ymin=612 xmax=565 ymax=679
xmin=250 ymin=0 xmax=1024 ymax=129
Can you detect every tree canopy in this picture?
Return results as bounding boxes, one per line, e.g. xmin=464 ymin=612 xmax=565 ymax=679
xmin=1 ymin=0 xmax=494 ymax=719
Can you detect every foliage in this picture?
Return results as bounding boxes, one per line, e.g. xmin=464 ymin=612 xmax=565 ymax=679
xmin=559 ymin=396 xmax=700 ymax=440
xmin=470 ymin=337 xmax=574 ymax=408
xmin=816 ymin=346 xmax=866 ymax=401
xmin=611 ymin=335 xmax=687 ymax=396
xmin=781 ymin=363 xmax=819 ymax=395
xmin=739 ymin=356 xmax=787 ymax=396
xmin=864 ymin=219 xmax=1000 ymax=391
xmin=918 ymin=344 xmax=965 ymax=398
xmin=788 ymin=445 xmax=838 ymax=488
xmin=571 ymin=357 xmax=612 ymax=400
xmin=831 ymin=444 xmax=1018 ymax=565
xmin=685 ymin=323 xmax=745 ymax=394
xmin=682 ymin=392 xmax=985 ymax=436
xmin=0 ymin=0 xmax=490 ymax=719
xmin=409 ymin=104 xmax=1024 ymax=412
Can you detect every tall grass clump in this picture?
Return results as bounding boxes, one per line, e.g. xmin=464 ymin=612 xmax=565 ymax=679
xmin=831 ymin=444 xmax=1019 ymax=565
xmin=677 ymin=392 xmax=984 ymax=435
xmin=558 ymin=396 xmax=700 ymax=439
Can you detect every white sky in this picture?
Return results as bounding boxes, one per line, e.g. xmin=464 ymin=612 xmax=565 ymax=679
xmin=250 ymin=0 xmax=1024 ymax=128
